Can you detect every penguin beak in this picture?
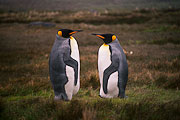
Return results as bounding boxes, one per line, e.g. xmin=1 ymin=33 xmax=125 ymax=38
xmin=74 ymin=30 xmax=83 ymax=32
xmin=69 ymin=30 xmax=83 ymax=35
xmin=92 ymin=33 xmax=105 ymax=39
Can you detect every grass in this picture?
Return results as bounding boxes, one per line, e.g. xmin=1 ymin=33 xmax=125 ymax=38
xmin=1 ymin=87 xmax=180 ymax=120
xmin=0 ymin=9 xmax=180 ymax=120
xmin=1 ymin=8 xmax=180 ymax=26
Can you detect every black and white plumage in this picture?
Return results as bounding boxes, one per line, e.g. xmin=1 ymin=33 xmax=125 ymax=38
xmin=92 ymin=33 xmax=128 ymax=98
xmin=49 ymin=29 xmax=82 ymax=101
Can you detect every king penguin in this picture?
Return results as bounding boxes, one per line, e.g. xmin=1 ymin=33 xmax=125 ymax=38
xmin=49 ymin=29 xmax=82 ymax=101
xmin=92 ymin=33 xmax=128 ymax=98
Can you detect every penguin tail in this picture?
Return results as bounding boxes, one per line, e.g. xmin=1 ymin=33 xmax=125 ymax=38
xmin=54 ymin=93 xmax=69 ymax=101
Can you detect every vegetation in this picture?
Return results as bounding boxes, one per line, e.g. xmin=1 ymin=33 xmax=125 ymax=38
xmin=0 ymin=8 xmax=180 ymax=120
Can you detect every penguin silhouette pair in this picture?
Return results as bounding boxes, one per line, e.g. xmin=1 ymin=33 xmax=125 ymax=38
xmin=49 ymin=29 xmax=128 ymax=101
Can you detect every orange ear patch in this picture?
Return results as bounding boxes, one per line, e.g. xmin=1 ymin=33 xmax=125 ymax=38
xmin=112 ymin=35 xmax=116 ymax=41
xmin=58 ymin=31 xmax=62 ymax=36
xmin=96 ymin=35 xmax=105 ymax=39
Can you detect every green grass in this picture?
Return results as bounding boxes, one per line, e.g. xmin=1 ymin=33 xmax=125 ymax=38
xmin=1 ymin=87 xmax=180 ymax=120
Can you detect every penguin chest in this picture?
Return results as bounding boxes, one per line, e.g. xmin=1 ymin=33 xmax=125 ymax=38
xmin=69 ymin=37 xmax=80 ymax=62
xmin=65 ymin=37 xmax=80 ymax=100
xmin=98 ymin=45 xmax=111 ymax=83
xmin=98 ymin=44 xmax=119 ymax=98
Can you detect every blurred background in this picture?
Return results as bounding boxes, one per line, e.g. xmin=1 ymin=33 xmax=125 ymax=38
xmin=0 ymin=0 xmax=180 ymax=120
xmin=1 ymin=0 xmax=180 ymax=11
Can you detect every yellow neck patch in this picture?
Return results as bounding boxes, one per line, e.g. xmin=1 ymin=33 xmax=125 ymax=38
xmin=112 ymin=35 xmax=116 ymax=41
xmin=103 ymin=43 xmax=108 ymax=46
xmin=58 ymin=31 xmax=62 ymax=36
xmin=70 ymin=36 xmax=74 ymax=40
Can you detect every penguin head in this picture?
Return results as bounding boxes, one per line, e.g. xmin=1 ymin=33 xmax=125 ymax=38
xmin=92 ymin=33 xmax=117 ymax=44
xmin=57 ymin=29 xmax=83 ymax=38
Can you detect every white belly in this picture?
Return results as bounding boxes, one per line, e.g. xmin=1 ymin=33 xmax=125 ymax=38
xmin=98 ymin=44 xmax=119 ymax=98
xmin=65 ymin=37 xmax=80 ymax=100
xmin=65 ymin=66 xmax=74 ymax=100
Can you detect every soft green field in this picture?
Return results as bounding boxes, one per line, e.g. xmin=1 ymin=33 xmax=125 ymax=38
xmin=0 ymin=9 xmax=180 ymax=120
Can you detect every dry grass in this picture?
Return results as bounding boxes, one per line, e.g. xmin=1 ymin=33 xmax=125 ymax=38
xmin=82 ymin=108 xmax=97 ymax=120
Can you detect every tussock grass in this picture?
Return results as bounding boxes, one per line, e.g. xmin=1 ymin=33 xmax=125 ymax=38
xmin=154 ymin=73 xmax=180 ymax=90
xmin=148 ymin=57 xmax=180 ymax=73
xmin=1 ymin=89 xmax=180 ymax=120
xmin=1 ymin=9 xmax=180 ymax=26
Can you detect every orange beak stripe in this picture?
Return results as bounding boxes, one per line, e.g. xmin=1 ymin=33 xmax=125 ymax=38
xmin=69 ymin=31 xmax=77 ymax=35
xmin=96 ymin=35 xmax=104 ymax=39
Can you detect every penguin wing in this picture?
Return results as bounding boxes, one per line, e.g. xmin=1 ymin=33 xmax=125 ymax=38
xmin=63 ymin=47 xmax=78 ymax=86
xmin=49 ymin=51 xmax=68 ymax=98
xmin=118 ymin=53 xmax=128 ymax=98
xmin=103 ymin=46 xmax=119 ymax=94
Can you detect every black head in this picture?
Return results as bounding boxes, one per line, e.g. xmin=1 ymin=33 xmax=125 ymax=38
xmin=57 ymin=29 xmax=83 ymax=38
xmin=92 ymin=33 xmax=117 ymax=44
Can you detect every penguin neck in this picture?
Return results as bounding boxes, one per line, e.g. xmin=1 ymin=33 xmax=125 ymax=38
xmin=105 ymin=39 xmax=119 ymax=45
xmin=56 ymin=34 xmax=69 ymax=41
xmin=112 ymin=39 xmax=119 ymax=43
xmin=70 ymin=36 xmax=75 ymax=40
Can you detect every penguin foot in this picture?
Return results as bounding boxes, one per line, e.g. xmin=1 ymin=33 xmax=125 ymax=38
xmin=119 ymin=93 xmax=128 ymax=99
xmin=99 ymin=95 xmax=104 ymax=98
xmin=124 ymin=96 xmax=128 ymax=99
xmin=54 ymin=94 xmax=69 ymax=101
xmin=119 ymin=95 xmax=128 ymax=99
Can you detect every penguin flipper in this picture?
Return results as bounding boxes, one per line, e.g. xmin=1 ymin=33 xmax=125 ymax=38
xmin=63 ymin=53 xmax=78 ymax=86
xmin=118 ymin=70 xmax=128 ymax=98
xmin=103 ymin=63 xmax=118 ymax=94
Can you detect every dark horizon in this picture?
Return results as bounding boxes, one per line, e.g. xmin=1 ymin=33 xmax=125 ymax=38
xmin=0 ymin=0 xmax=180 ymax=12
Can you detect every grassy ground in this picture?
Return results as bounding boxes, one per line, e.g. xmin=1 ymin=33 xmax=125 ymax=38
xmin=0 ymin=9 xmax=180 ymax=120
